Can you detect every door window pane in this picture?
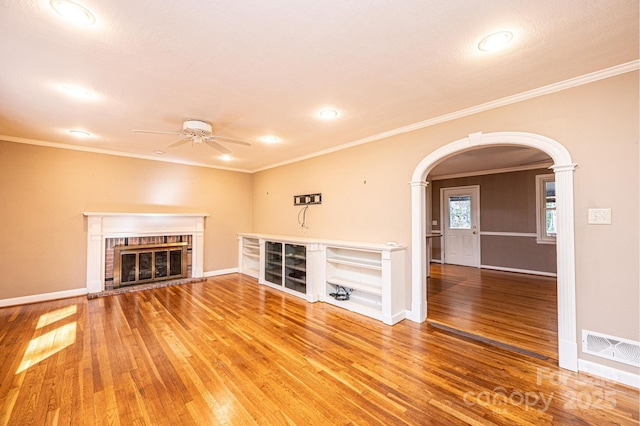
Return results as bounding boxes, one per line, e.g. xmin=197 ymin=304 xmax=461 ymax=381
xmin=449 ymin=195 xmax=471 ymax=229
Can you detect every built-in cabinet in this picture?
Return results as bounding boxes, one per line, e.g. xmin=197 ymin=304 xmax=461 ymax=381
xmin=238 ymin=234 xmax=405 ymax=325
xmin=238 ymin=235 xmax=260 ymax=278
xmin=264 ymin=241 xmax=307 ymax=295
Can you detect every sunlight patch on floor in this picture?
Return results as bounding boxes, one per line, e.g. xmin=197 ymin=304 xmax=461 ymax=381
xmin=17 ymin=305 xmax=78 ymax=374
xmin=36 ymin=304 xmax=77 ymax=329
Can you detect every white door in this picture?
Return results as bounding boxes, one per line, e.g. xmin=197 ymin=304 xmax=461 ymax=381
xmin=442 ymin=186 xmax=480 ymax=267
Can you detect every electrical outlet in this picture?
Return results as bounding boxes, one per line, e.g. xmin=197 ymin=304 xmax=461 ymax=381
xmin=588 ymin=208 xmax=611 ymax=225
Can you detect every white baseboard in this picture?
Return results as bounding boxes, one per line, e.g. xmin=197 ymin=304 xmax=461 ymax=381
xmin=430 ymin=259 xmax=443 ymax=264
xmin=480 ymin=264 xmax=557 ymax=277
xmin=0 ymin=288 xmax=88 ymax=308
xmin=578 ymin=359 xmax=640 ymax=389
xmin=204 ymin=267 xmax=239 ymax=277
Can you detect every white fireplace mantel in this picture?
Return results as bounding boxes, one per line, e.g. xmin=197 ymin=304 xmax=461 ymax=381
xmin=83 ymin=212 xmax=209 ymax=293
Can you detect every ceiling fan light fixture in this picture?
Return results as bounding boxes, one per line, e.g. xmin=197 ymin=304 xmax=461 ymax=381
xmin=50 ymin=0 xmax=96 ymax=25
xmin=478 ymin=31 xmax=513 ymax=52
xmin=183 ymin=119 xmax=212 ymax=134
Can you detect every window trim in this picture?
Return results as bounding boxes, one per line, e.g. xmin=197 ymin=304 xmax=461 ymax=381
xmin=536 ymin=173 xmax=556 ymax=244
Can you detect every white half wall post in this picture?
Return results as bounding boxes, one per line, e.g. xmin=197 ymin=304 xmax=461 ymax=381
xmin=409 ymin=180 xmax=428 ymax=322
xmin=553 ymin=163 xmax=579 ymax=371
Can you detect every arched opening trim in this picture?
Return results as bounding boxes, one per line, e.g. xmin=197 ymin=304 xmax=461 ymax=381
xmin=409 ymin=131 xmax=578 ymax=371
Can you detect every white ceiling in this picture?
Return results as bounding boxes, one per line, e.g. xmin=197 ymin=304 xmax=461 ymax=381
xmin=0 ymin=1 xmax=637 ymax=172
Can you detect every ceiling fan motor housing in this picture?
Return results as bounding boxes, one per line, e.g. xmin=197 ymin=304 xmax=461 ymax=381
xmin=183 ymin=119 xmax=212 ymax=136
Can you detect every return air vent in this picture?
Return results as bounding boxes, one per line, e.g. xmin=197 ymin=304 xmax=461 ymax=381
xmin=582 ymin=330 xmax=640 ymax=367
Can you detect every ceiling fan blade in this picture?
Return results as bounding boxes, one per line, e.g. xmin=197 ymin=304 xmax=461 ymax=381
xmin=133 ymin=129 xmax=183 ymax=136
xmin=210 ymin=135 xmax=251 ymax=146
xmin=168 ymin=137 xmax=191 ymax=148
xmin=205 ymin=139 xmax=232 ymax=154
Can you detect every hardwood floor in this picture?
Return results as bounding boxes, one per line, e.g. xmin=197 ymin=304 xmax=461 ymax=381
xmin=427 ymin=263 xmax=558 ymax=360
xmin=0 ymin=274 xmax=637 ymax=425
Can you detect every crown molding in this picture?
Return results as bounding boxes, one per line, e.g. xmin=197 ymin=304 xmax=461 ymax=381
xmin=253 ymin=60 xmax=639 ymax=172
xmin=0 ymin=135 xmax=252 ymax=173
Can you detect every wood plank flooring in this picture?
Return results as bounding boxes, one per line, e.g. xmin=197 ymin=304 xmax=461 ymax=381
xmin=1 ymin=274 xmax=638 ymax=425
xmin=427 ymin=264 xmax=558 ymax=359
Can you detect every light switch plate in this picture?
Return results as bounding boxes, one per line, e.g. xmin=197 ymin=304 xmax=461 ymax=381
xmin=588 ymin=208 xmax=611 ymax=225
xmin=432 ymin=220 xmax=438 ymax=226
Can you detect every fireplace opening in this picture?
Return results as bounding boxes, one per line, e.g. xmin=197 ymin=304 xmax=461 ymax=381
xmin=113 ymin=242 xmax=188 ymax=288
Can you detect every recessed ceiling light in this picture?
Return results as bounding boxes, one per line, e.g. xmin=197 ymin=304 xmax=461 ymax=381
xmin=69 ymin=129 xmax=91 ymax=138
xmin=318 ymin=109 xmax=339 ymax=120
xmin=478 ymin=31 xmax=513 ymax=52
xmin=260 ymin=135 xmax=280 ymax=143
xmin=61 ymin=84 xmax=95 ymax=100
xmin=50 ymin=0 xmax=96 ymax=25
xmin=221 ymin=154 xmax=232 ymax=161
xmin=154 ymin=150 xmax=165 ymax=155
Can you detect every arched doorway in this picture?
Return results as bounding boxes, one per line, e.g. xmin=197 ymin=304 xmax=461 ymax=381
xmin=409 ymin=131 xmax=578 ymax=371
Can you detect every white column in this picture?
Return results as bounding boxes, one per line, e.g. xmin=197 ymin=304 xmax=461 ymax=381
xmin=409 ymin=180 xmax=428 ymax=322
xmin=192 ymin=217 xmax=205 ymax=278
xmin=553 ymin=163 xmax=578 ymax=371
xmin=305 ymin=243 xmax=323 ymax=303
xmin=86 ymin=216 xmax=103 ymax=293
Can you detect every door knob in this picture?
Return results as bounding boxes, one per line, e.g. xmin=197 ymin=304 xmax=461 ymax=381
xmin=472 ymin=231 xmax=477 ymax=234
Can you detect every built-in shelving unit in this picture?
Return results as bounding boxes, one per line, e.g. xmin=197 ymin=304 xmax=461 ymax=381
xmin=238 ymin=235 xmax=260 ymax=278
xmin=324 ymin=244 xmax=405 ymax=325
xmin=237 ymin=234 xmax=405 ymax=324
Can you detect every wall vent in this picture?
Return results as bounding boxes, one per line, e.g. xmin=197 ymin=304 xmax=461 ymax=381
xmin=582 ymin=330 xmax=640 ymax=367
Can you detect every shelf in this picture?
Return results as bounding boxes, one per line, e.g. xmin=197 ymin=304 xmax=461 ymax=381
xmin=286 ymin=264 xmax=306 ymax=273
xmin=286 ymin=274 xmax=306 ymax=284
xmin=285 ymin=254 xmax=306 ymax=260
xmin=326 ymin=277 xmax=382 ymax=296
xmin=243 ymin=252 xmax=259 ymax=259
xmin=324 ymin=294 xmax=382 ymax=319
xmin=326 ymin=255 xmax=382 ymax=270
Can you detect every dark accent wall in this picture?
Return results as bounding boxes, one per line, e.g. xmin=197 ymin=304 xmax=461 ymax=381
xmin=430 ymin=168 xmax=556 ymax=273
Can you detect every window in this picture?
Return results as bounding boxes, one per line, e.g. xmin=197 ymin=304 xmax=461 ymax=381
xmin=448 ymin=195 xmax=472 ymax=229
xmin=536 ymin=174 xmax=556 ymax=244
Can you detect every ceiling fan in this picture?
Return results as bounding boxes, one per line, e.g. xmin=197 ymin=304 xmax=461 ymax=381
xmin=133 ymin=119 xmax=251 ymax=154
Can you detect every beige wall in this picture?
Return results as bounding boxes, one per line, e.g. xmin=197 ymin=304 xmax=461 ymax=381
xmin=430 ymin=168 xmax=557 ymax=273
xmin=0 ymin=141 xmax=252 ymax=300
xmin=1 ymin=71 xmax=637 ymax=374
xmin=252 ymin=71 xmax=639 ymax=372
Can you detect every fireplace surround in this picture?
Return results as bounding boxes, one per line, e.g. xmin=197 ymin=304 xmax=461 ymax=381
xmin=83 ymin=212 xmax=208 ymax=294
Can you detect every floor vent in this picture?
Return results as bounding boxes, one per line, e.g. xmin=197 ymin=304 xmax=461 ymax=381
xmin=582 ymin=330 xmax=640 ymax=367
